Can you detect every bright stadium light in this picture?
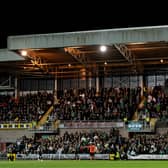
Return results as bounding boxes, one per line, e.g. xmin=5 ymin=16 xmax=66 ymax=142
xmin=100 ymin=45 xmax=107 ymax=52
xmin=160 ymin=59 xmax=164 ymax=63
xmin=20 ymin=50 xmax=27 ymax=56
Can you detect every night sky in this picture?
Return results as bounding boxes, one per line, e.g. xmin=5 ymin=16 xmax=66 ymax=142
xmin=0 ymin=3 xmax=167 ymax=48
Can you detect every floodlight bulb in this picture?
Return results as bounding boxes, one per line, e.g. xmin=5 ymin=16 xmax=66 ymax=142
xmin=100 ymin=45 xmax=107 ymax=52
xmin=21 ymin=50 xmax=27 ymax=56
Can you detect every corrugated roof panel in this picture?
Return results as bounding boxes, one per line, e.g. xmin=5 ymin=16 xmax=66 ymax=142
xmin=8 ymin=25 xmax=168 ymax=50
xmin=0 ymin=49 xmax=25 ymax=62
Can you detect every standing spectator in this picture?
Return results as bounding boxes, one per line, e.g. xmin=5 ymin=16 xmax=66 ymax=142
xmin=74 ymin=143 xmax=80 ymax=160
xmin=38 ymin=149 xmax=43 ymax=161
xmin=89 ymin=142 xmax=96 ymax=160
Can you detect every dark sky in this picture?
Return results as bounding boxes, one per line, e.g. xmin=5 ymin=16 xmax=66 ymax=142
xmin=0 ymin=2 xmax=167 ymax=48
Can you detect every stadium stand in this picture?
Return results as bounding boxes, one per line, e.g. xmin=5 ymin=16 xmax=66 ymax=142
xmin=1 ymin=26 xmax=168 ymax=160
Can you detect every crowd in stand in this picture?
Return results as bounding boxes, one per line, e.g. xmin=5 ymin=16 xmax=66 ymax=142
xmin=6 ymin=129 xmax=168 ymax=159
xmin=1 ymin=86 xmax=168 ymax=159
xmin=128 ymin=133 xmax=168 ymax=155
xmin=0 ymin=92 xmax=53 ymax=123
xmin=7 ymin=129 xmax=128 ymax=158
xmin=0 ymin=87 xmax=142 ymax=123
xmin=2 ymin=86 xmax=168 ymax=124
xmin=138 ymin=86 xmax=168 ymax=121
xmin=0 ymin=86 xmax=168 ymax=124
xmin=54 ymin=87 xmax=141 ymax=121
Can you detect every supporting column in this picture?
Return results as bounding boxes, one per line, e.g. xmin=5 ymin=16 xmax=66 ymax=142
xmin=88 ymin=72 xmax=92 ymax=89
xmin=138 ymin=75 xmax=143 ymax=96
xmin=14 ymin=76 xmax=19 ymax=99
xmin=88 ymin=78 xmax=92 ymax=89
xmin=54 ymin=76 xmax=58 ymax=104
xmin=96 ymin=77 xmax=99 ymax=96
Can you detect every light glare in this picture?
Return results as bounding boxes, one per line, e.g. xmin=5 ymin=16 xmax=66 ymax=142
xmin=160 ymin=59 xmax=164 ymax=63
xmin=21 ymin=50 xmax=27 ymax=56
xmin=100 ymin=45 xmax=107 ymax=52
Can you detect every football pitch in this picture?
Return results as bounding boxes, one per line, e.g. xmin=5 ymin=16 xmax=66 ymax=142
xmin=1 ymin=160 xmax=168 ymax=168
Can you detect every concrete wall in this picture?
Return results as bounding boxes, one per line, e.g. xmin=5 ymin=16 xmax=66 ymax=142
xmin=0 ymin=129 xmax=34 ymax=143
xmin=156 ymin=127 xmax=168 ymax=135
xmin=59 ymin=127 xmax=129 ymax=138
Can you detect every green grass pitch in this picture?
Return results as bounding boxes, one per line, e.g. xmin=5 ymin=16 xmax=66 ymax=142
xmin=1 ymin=160 xmax=168 ymax=168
